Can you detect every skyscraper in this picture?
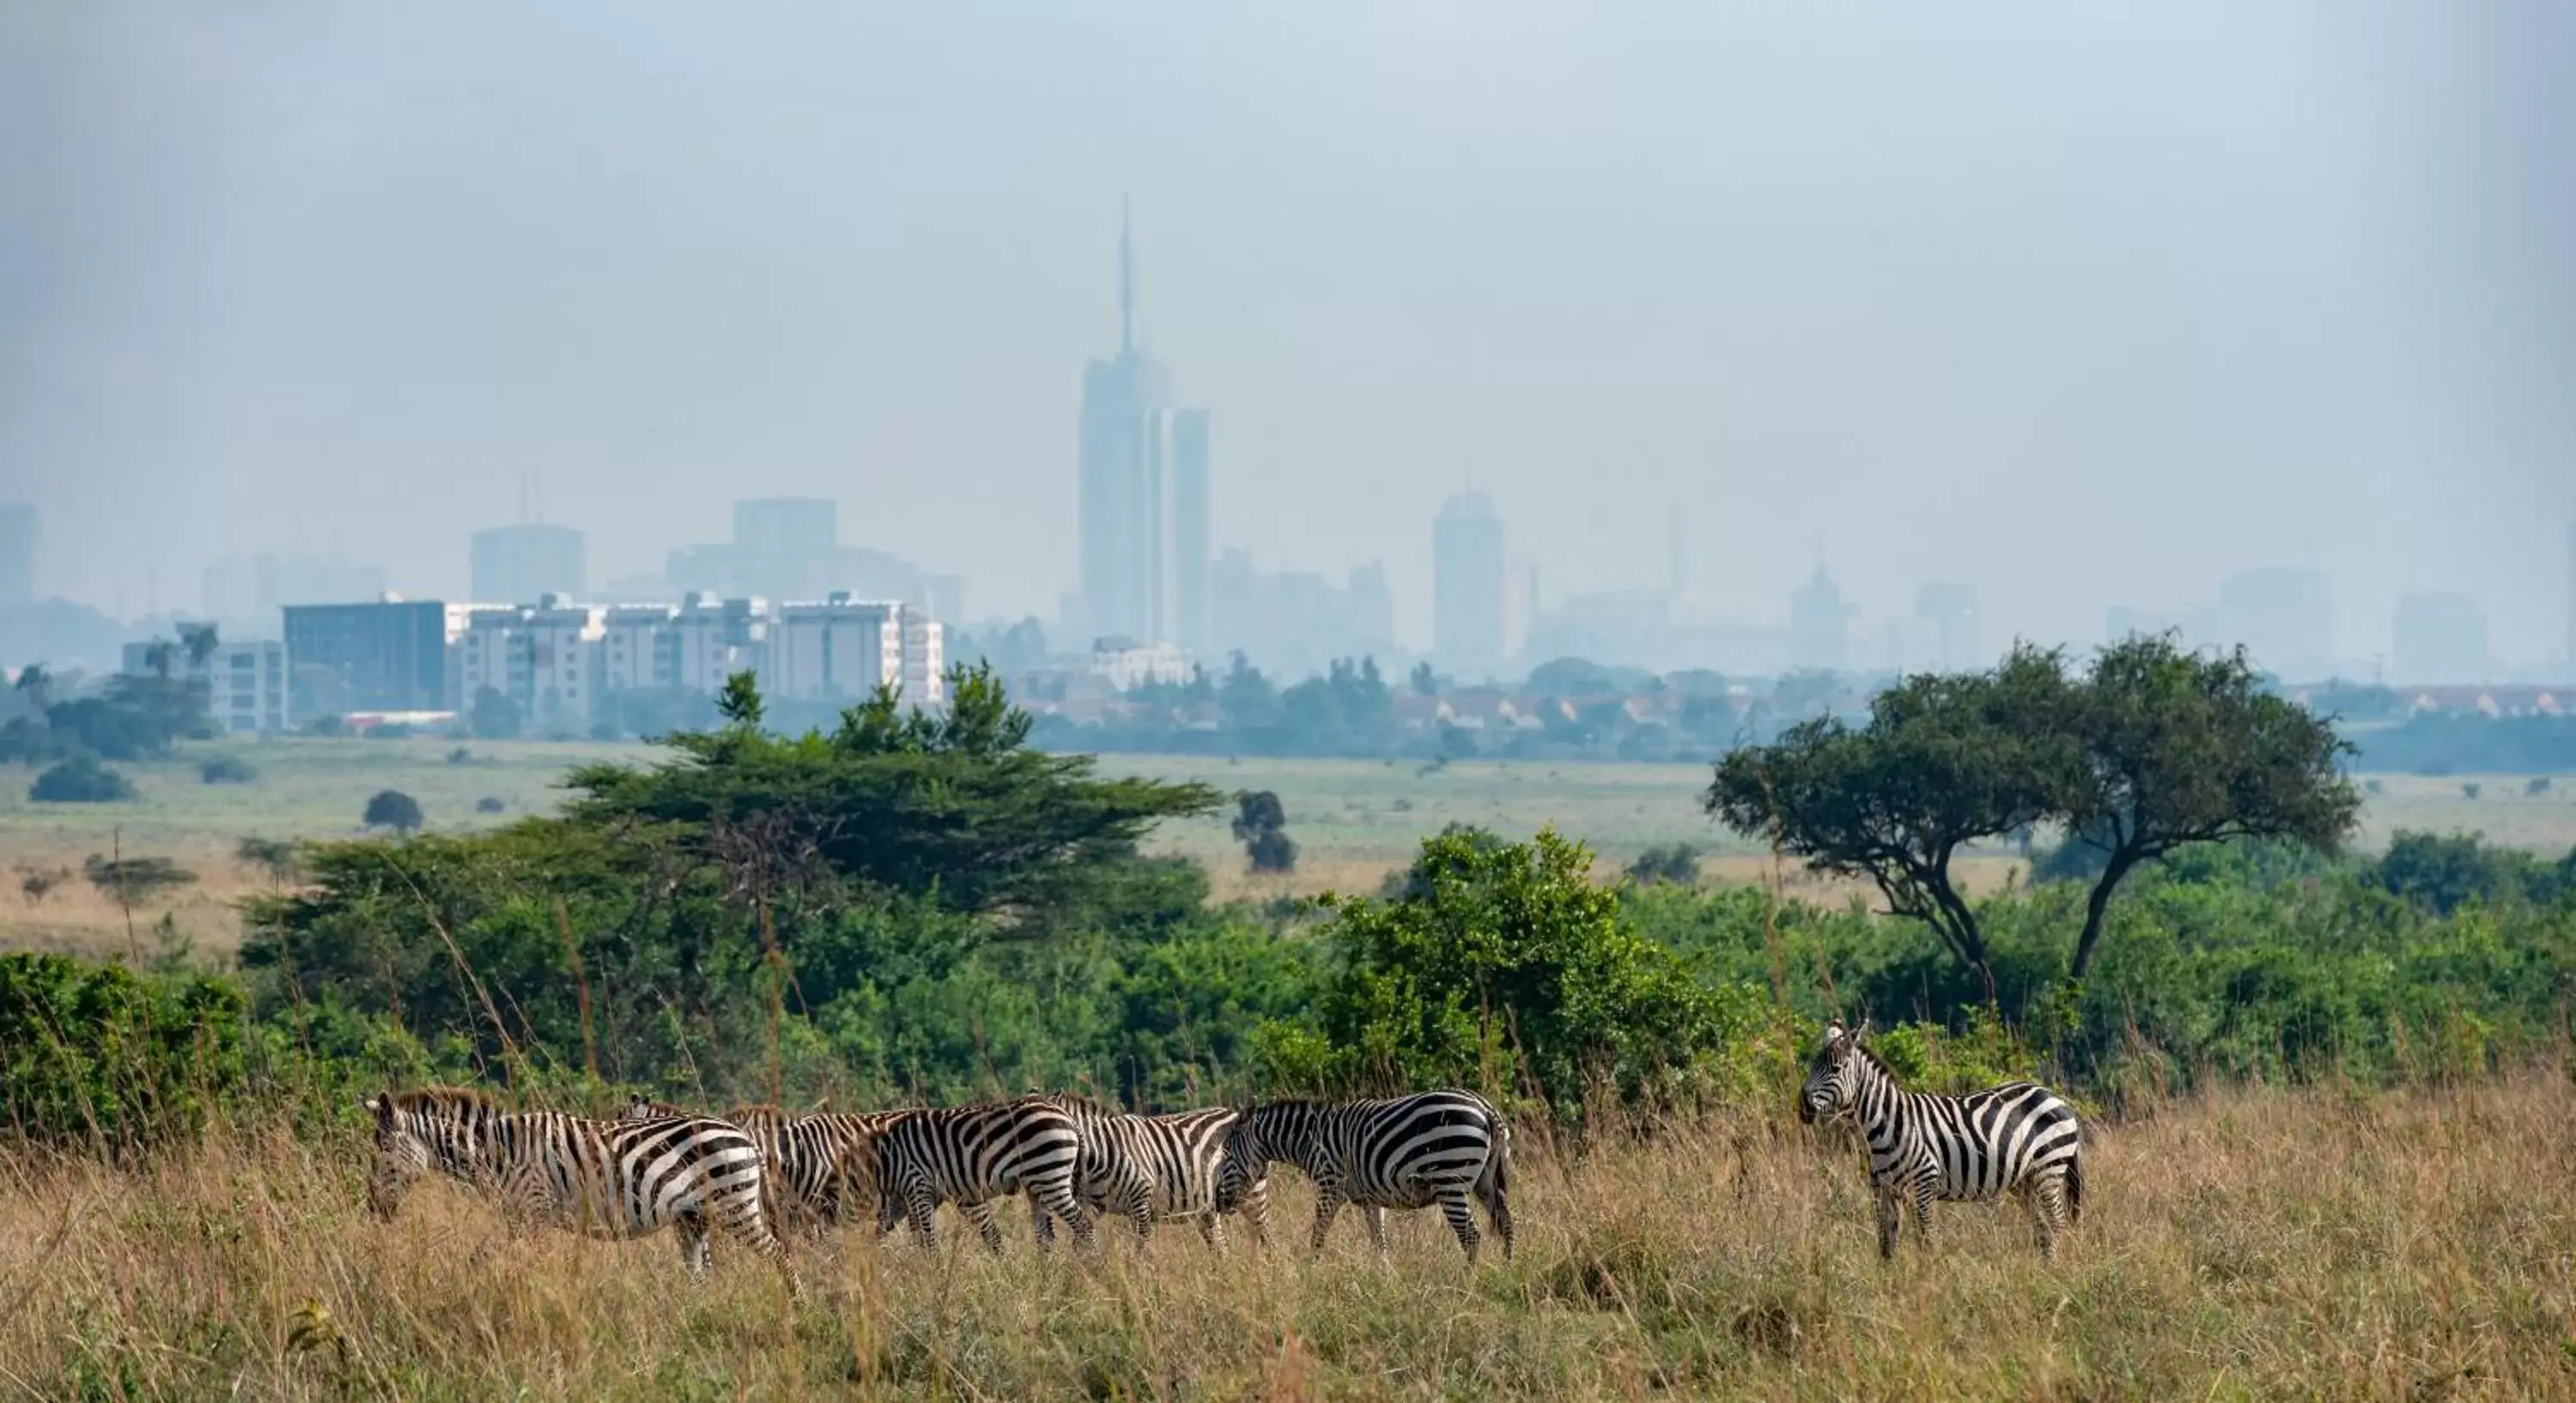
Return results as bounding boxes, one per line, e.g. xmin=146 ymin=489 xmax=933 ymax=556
xmin=1169 ymin=409 xmax=1212 ymax=655
xmin=2391 ymin=592 xmax=2488 ymax=683
xmin=1915 ymin=583 xmax=1982 ymax=672
xmin=470 ymin=524 xmax=586 ymax=604
xmin=0 ymin=503 xmax=33 ymax=609
xmin=1074 ymin=204 xmax=1206 ymax=647
xmin=1432 ymin=491 xmax=1506 ymax=680
xmin=1789 ymin=567 xmax=1853 ymax=673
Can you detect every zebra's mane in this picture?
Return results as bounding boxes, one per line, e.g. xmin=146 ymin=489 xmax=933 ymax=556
xmin=1044 ymin=1090 xmax=1119 ymax=1115
xmin=390 ymin=1086 xmax=499 ymax=1116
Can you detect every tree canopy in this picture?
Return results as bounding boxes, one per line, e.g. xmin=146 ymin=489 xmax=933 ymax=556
xmin=1707 ymin=635 xmax=2357 ymax=991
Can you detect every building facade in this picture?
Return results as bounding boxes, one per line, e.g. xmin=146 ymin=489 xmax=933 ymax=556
xmin=283 ymin=598 xmax=475 ymax=714
xmin=210 ymin=640 xmax=292 ymax=734
xmin=470 ymin=525 xmax=586 ymax=604
xmin=1168 ymin=407 xmax=1212 ymax=655
xmin=766 ymin=594 xmax=945 ymax=704
xmin=1789 ymin=567 xmax=1853 ymax=673
xmin=1432 ymin=491 xmax=1506 ymax=680
xmin=1074 ymin=208 xmax=1207 ymax=647
xmin=2391 ymin=592 xmax=2489 ymax=684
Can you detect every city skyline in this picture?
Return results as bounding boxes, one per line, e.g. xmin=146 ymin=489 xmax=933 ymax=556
xmin=5 ymin=6 xmax=2574 ymax=674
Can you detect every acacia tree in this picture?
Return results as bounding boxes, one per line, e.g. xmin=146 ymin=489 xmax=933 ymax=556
xmin=1705 ymin=646 xmax=2077 ymax=997
xmin=2055 ymin=635 xmax=2359 ymax=979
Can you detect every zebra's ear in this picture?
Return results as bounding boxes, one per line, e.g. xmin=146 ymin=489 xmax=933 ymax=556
xmin=1852 ymin=1017 xmax=1871 ymax=1043
xmin=1820 ymin=1020 xmax=1845 ymax=1052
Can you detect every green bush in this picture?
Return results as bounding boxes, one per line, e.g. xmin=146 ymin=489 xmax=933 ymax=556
xmin=29 ymin=756 xmax=136 ymax=803
xmin=199 ymin=755 xmax=258 ymax=785
xmin=0 ymin=953 xmax=246 ymax=1156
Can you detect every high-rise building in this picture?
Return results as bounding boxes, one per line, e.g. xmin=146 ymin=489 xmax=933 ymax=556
xmin=1789 ymin=567 xmax=1853 ymax=673
xmin=2215 ymin=567 xmax=2334 ymax=681
xmin=1168 ymin=408 xmax=1212 ymax=655
xmin=1432 ymin=491 xmax=1506 ymax=680
xmin=283 ymin=598 xmax=481 ymax=714
xmin=1915 ymin=583 xmax=1982 ymax=672
xmin=732 ymin=498 xmax=837 ymax=562
xmin=1075 ymin=204 xmax=1206 ymax=646
xmin=470 ymin=525 xmax=585 ymax=604
xmin=2391 ymin=592 xmax=2489 ymax=684
xmin=0 ymin=503 xmax=34 ymax=609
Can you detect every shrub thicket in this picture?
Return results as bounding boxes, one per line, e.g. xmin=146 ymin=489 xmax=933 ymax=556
xmin=0 ymin=953 xmax=246 ymax=1156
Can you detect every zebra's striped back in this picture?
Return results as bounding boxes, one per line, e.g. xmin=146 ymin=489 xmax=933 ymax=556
xmin=866 ymin=1095 xmax=1092 ymax=1253
xmin=618 ymin=1096 xmax=896 ymax=1233
xmin=1032 ymin=1099 xmax=1258 ymax=1248
xmin=1232 ymin=1090 xmax=1512 ymax=1260
xmin=1799 ymin=1020 xmax=2083 ymax=1259
xmin=365 ymin=1087 xmax=801 ymax=1297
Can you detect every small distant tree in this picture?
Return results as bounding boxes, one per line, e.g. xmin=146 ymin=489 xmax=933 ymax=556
xmin=180 ymin=623 xmax=220 ymax=672
xmin=475 ymin=795 xmax=506 ymax=814
xmin=447 ymin=746 xmax=474 ymax=765
xmin=199 ymin=755 xmax=258 ymax=785
xmin=1231 ymin=790 xmax=1298 ymax=874
xmin=1410 ymin=661 xmax=1438 ymax=697
xmin=84 ymin=854 xmax=198 ymax=908
xmin=362 ymin=789 xmax=424 ymax=835
xmin=31 ymin=757 xmax=137 ymax=804
xmin=2462 ymin=781 xmax=2482 ymax=801
xmin=1625 ymin=843 xmax=1701 ymax=886
xmin=234 ymin=836 xmax=301 ymax=888
xmin=469 ymin=686 xmax=521 ymax=741
xmin=304 ymin=714 xmax=345 ymax=738
xmin=2529 ymin=776 xmax=2555 ymax=797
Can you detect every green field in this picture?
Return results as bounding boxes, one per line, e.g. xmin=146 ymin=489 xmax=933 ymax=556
xmin=2 ymin=737 xmax=2570 ymax=957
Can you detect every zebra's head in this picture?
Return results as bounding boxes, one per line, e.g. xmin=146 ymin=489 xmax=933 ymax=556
xmin=621 ymin=1092 xmax=679 ymax=1122
xmin=363 ymin=1087 xmax=481 ymax=1219
xmin=1229 ymin=1100 xmax=1321 ymax=1176
xmin=1799 ymin=1020 xmax=1869 ymax=1125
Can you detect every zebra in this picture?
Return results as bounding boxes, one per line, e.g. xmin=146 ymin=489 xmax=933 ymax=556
xmin=1797 ymin=1019 xmax=2084 ymax=1260
xmin=857 ymin=1095 xmax=1097 ymax=1254
xmin=1225 ymin=1090 xmax=1512 ymax=1261
xmin=1026 ymin=1099 xmax=1269 ymax=1250
xmin=620 ymin=1095 xmax=898 ymax=1238
xmin=363 ymin=1087 xmax=803 ymax=1301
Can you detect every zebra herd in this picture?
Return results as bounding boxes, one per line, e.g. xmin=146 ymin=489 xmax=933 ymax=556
xmin=360 ymin=1022 xmax=2086 ymax=1293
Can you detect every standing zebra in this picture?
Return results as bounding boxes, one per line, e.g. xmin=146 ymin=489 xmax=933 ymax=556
xmin=860 ymin=1096 xmax=1097 ymax=1254
xmin=1028 ymin=1099 xmax=1268 ymax=1250
xmin=1798 ymin=1019 xmax=2084 ymax=1260
xmin=621 ymin=1095 xmax=898 ymax=1238
xmin=364 ymin=1087 xmax=803 ymax=1301
xmin=1226 ymin=1090 xmax=1512 ymax=1261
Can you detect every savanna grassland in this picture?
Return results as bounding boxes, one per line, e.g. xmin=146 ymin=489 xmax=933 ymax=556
xmin=3 ymin=1068 xmax=2573 ymax=1400
xmin=2 ymin=738 xmax=2567 ymax=958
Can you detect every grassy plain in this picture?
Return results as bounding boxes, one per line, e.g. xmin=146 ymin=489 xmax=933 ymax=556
xmin=0 ymin=738 xmax=2570 ymax=958
xmin=4 ymin=1067 xmax=2573 ymax=1400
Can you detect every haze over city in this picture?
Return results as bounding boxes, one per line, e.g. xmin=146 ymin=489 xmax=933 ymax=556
xmin=5 ymin=2 xmax=2573 ymax=678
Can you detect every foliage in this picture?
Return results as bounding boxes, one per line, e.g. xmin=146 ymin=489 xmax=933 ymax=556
xmin=2350 ymin=714 xmax=2576 ymax=775
xmin=0 ymin=952 xmax=246 ymax=1156
xmin=362 ymin=789 xmax=424 ymax=834
xmin=2372 ymin=830 xmax=2574 ymax=914
xmin=562 ymin=665 xmax=1217 ymax=920
xmin=234 ymin=837 xmax=302 ymax=887
xmin=1707 ymin=644 xmax=2076 ymax=992
xmin=1625 ymin=843 xmax=1701 ymax=886
xmin=30 ymin=756 xmax=137 ymax=803
xmin=199 ymin=754 xmax=258 ymax=785
xmin=84 ymin=855 xmax=198 ymax=908
xmin=1281 ymin=828 xmax=1730 ymax=1116
xmin=1230 ymin=790 xmax=1297 ymax=873
xmin=468 ymin=686 xmax=521 ymax=741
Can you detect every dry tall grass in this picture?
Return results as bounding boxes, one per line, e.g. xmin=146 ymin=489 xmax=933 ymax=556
xmin=6 ymin=1069 xmax=2574 ymax=1400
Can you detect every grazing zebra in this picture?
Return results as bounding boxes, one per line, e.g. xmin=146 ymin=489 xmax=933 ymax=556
xmin=1797 ymin=1019 xmax=2084 ymax=1260
xmin=620 ymin=1095 xmax=897 ymax=1238
xmin=1027 ymin=1099 xmax=1268 ymax=1250
xmin=859 ymin=1096 xmax=1096 ymax=1254
xmin=364 ymin=1087 xmax=803 ymax=1301
xmin=1226 ymin=1090 xmax=1512 ymax=1261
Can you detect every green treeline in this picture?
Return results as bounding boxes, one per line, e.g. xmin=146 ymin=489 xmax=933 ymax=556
xmin=7 ymin=665 xmax=2574 ymax=1157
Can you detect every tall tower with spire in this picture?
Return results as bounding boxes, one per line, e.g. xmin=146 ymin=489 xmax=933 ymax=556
xmin=1074 ymin=203 xmax=1208 ymax=650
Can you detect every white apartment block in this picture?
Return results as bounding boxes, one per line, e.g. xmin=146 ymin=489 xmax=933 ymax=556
xmin=1091 ymin=638 xmax=1191 ymax=691
xmin=453 ymin=596 xmax=607 ymax=729
xmin=768 ymin=595 xmax=904 ymax=702
xmin=210 ymin=640 xmax=292 ymax=734
xmin=600 ymin=604 xmax=680 ymax=693
xmin=670 ymin=594 xmax=770 ymax=694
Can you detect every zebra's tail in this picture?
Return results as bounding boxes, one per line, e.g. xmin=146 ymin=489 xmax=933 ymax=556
xmin=2064 ymin=1146 xmax=2084 ymax=1225
xmin=1475 ymin=1115 xmax=1510 ymax=1218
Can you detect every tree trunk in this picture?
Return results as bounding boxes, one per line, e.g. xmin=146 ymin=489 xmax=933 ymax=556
xmin=2070 ymin=849 xmax=2140 ymax=980
xmin=1928 ymin=878 xmax=1997 ymax=1007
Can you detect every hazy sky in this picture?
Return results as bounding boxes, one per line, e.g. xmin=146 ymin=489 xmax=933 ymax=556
xmin=5 ymin=3 xmax=2572 ymax=664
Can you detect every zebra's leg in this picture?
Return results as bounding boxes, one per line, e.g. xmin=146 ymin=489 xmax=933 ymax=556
xmin=1031 ymin=1192 xmax=1058 ymax=1255
xmin=1242 ymin=1181 xmax=1273 ymax=1248
xmin=1307 ymin=1181 xmax=1348 ymax=1254
xmin=674 ymin=1208 xmax=714 ymax=1281
xmin=1874 ymin=1184 xmax=1903 ymax=1260
xmin=904 ymin=1181 xmax=940 ymax=1253
xmin=1121 ymin=1182 xmax=1156 ymax=1242
xmin=1911 ymin=1177 xmax=1937 ymax=1253
xmin=1362 ymin=1205 xmax=1390 ymax=1259
xmin=2032 ymin=1168 xmax=2070 ymax=1260
xmin=1033 ymin=1177 xmax=1098 ymax=1254
xmin=958 ymin=1198 xmax=1006 ymax=1255
xmin=1197 ymin=1211 xmax=1226 ymax=1252
xmin=709 ymin=1189 xmax=807 ymax=1306
xmin=1437 ymin=1187 xmax=1482 ymax=1262
xmin=1485 ymin=1179 xmax=1514 ymax=1263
